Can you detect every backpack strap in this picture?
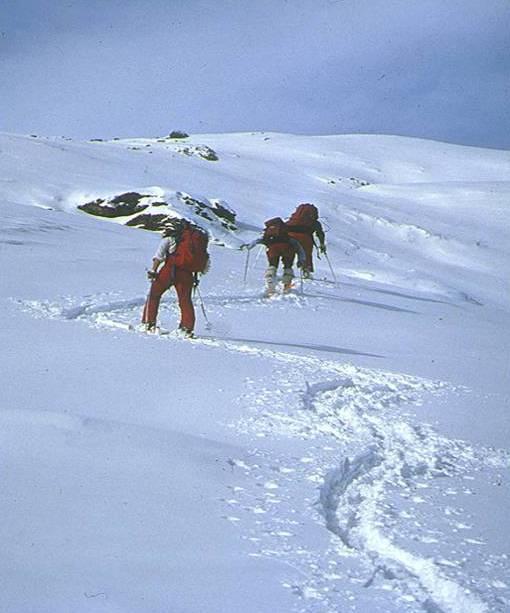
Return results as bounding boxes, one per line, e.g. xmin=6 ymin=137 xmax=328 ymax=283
xmin=286 ymin=224 xmax=314 ymax=235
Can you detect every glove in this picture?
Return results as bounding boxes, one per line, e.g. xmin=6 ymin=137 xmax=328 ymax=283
xmin=319 ymin=244 xmax=327 ymax=254
xmin=147 ymin=269 xmax=158 ymax=281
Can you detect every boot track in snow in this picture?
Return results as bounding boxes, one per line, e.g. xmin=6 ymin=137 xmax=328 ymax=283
xmin=17 ymin=293 xmax=510 ymax=612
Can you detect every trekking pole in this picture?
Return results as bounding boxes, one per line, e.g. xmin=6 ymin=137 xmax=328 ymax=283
xmin=299 ymin=268 xmax=304 ymax=295
xmin=254 ymin=244 xmax=263 ymax=265
xmin=324 ymin=252 xmax=338 ymax=285
xmin=243 ymin=248 xmax=251 ymax=286
xmin=195 ymin=284 xmax=212 ymax=330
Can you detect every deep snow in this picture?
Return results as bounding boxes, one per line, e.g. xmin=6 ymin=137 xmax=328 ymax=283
xmin=1 ymin=131 xmax=509 ymax=612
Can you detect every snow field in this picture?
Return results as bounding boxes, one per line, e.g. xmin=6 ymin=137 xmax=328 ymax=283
xmin=1 ymin=131 xmax=509 ymax=612
xmin=18 ymin=275 xmax=510 ymax=612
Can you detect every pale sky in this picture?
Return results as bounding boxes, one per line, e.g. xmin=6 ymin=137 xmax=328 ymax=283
xmin=1 ymin=0 xmax=509 ymax=148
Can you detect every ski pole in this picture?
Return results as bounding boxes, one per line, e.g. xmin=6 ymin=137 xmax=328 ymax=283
xmin=324 ymin=252 xmax=338 ymax=284
xmin=195 ymin=284 xmax=212 ymax=330
xmin=243 ymin=248 xmax=251 ymax=286
xmin=299 ymin=269 xmax=304 ymax=295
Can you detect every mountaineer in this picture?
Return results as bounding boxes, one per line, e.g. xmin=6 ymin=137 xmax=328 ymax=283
xmin=142 ymin=219 xmax=209 ymax=336
xmin=241 ymin=217 xmax=305 ymax=296
xmin=286 ymin=203 xmax=326 ymax=278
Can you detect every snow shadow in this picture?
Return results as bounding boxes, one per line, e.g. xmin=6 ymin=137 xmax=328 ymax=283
xmin=202 ymin=335 xmax=384 ymax=359
xmin=303 ymin=291 xmax=418 ymax=314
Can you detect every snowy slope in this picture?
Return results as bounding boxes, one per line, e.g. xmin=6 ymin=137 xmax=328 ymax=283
xmin=1 ymin=132 xmax=509 ymax=613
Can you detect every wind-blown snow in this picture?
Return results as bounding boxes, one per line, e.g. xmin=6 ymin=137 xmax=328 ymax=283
xmin=1 ymin=131 xmax=509 ymax=612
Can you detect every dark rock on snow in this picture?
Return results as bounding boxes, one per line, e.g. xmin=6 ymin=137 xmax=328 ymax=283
xmin=78 ymin=191 xmax=237 ymax=233
xmin=78 ymin=192 xmax=152 ymax=218
xmin=168 ymin=131 xmax=189 ymax=139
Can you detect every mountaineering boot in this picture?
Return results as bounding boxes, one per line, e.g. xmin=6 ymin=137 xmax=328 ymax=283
xmin=302 ymin=267 xmax=312 ymax=280
xmin=264 ymin=265 xmax=277 ymax=296
xmin=282 ymin=267 xmax=294 ymax=293
xmin=178 ymin=325 xmax=195 ymax=339
xmin=145 ymin=322 xmax=157 ymax=333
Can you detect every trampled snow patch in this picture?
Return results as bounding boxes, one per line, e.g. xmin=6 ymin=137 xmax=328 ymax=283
xmin=230 ymin=354 xmax=508 ymax=611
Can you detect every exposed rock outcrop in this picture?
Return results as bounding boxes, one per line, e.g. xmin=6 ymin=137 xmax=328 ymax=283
xmin=77 ymin=190 xmax=237 ymax=240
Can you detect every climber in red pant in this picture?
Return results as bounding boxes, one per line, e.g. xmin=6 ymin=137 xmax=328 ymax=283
xmin=142 ymin=219 xmax=209 ymax=337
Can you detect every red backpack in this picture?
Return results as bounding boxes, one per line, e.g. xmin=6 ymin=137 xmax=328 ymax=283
xmin=173 ymin=222 xmax=210 ymax=273
xmin=287 ymin=203 xmax=319 ymax=227
xmin=262 ymin=217 xmax=289 ymax=243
